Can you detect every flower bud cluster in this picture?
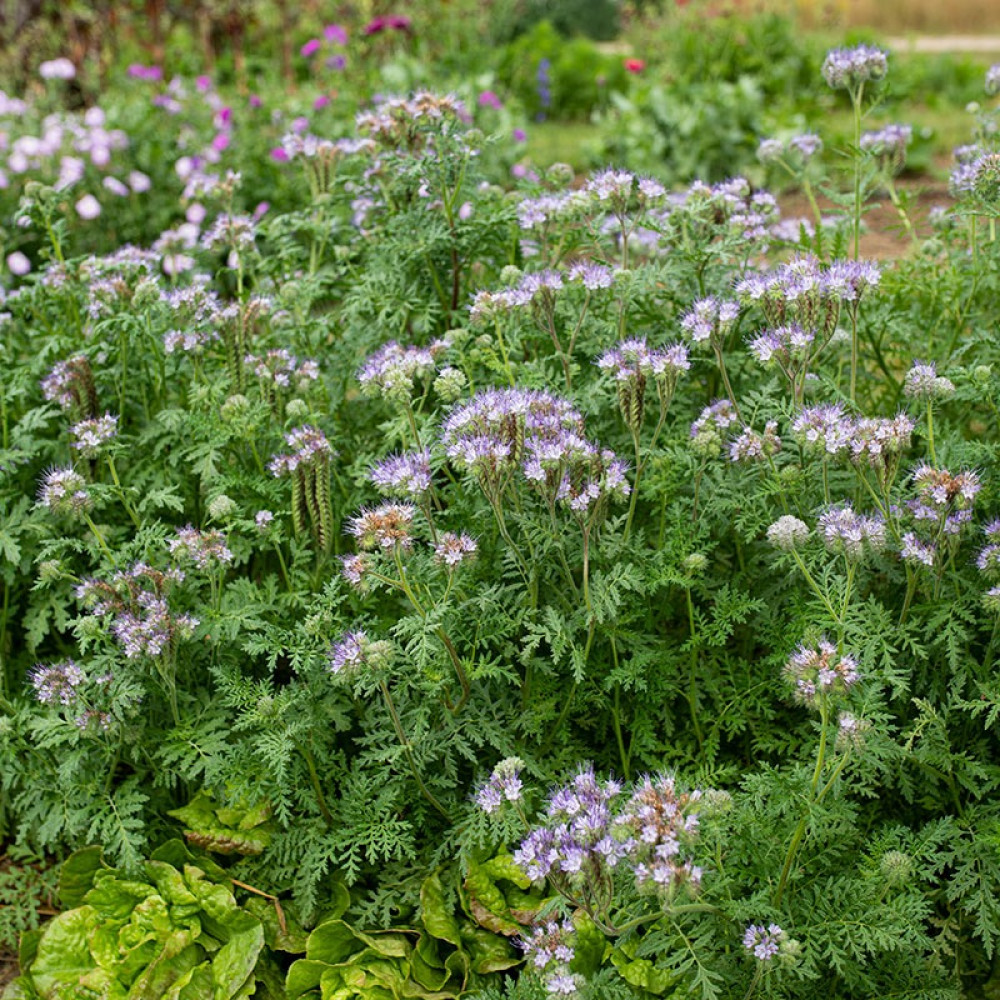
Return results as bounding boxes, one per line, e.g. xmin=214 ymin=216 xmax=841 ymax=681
xmin=41 ymin=355 xmax=98 ymax=416
xmin=903 ymin=361 xmax=955 ymax=401
xmin=860 ymin=124 xmax=912 ymax=172
xmin=70 ymin=413 xmax=118 ymax=457
xmin=168 ymin=525 xmax=234 ymax=570
xmin=475 ymin=757 xmax=524 ymax=813
xmin=730 ymin=421 xmax=781 ymax=463
xmin=356 ymin=339 xmax=447 ymax=399
xmin=597 ymin=337 xmax=690 ymax=432
xmin=37 ymin=467 xmax=91 ymax=517
xmin=784 ymin=638 xmax=860 ymax=704
xmin=818 ymin=503 xmax=886 ymax=560
xmin=822 ymin=44 xmax=888 ymax=90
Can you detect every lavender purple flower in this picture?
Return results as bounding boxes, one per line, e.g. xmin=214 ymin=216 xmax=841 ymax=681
xmin=818 ymin=504 xmax=887 ymax=560
xmin=70 ymin=414 xmax=118 ymax=457
xmin=369 ymin=450 xmax=433 ymax=498
xmin=29 ymin=659 xmax=85 ymax=705
xmin=475 ymin=757 xmax=524 ymax=813
xmin=348 ymin=503 xmax=416 ymax=551
xmin=168 ymin=525 xmax=234 ymax=570
xmin=38 ymin=467 xmax=91 ymax=517
xmin=434 ymin=532 xmax=477 ymax=568
xmin=822 ymin=44 xmax=888 ymax=90
xmin=744 ymin=923 xmax=787 ymax=961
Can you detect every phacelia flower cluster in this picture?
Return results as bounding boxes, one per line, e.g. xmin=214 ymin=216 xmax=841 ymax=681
xmin=76 ymin=564 xmax=198 ymax=660
xmin=70 ymin=414 xmax=118 ymax=457
xmin=597 ymin=338 xmax=690 ymax=432
xmin=475 ymin=757 xmax=524 ymax=813
xmin=767 ymin=515 xmax=810 ymax=551
xmin=757 ymin=133 xmax=823 ymax=165
xmin=245 ymin=349 xmax=319 ymax=389
xmin=38 ymin=467 xmax=91 ymax=517
xmin=822 ymin=44 xmax=888 ymax=90
xmin=434 ymin=532 xmax=478 ymax=568
xmin=679 ymin=297 xmax=740 ymax=347
xmin=690 ymin=400 xmax=739 ymax=456
xmin=903 ymin=361 xmax=955 ymax=401
xmin=369 ymin=450 xmax=433 ymax=498
xmin=744 ymin=923 xmax=787 ymax=962
xmin=784 ymin=639 xmax=860 ymax=704
xmin=41 ymin=355 xmax=99 ymax=416
xmin=908 ymin=465 xmax=980 ymax=535
xmin=514 ymin=765 xmax=703 ymax=917
xmin=860 ymin=124 xmax=911 ymax=171
xmin=818 ymin=503 xmax=887 ymax=560
xmin=357 ymin=340 xmax=446 ymax=398
xmin=268 ymin=426 xmax=334 ymax=476
xmin=736 ymin=257 xmax=880 ymax=336
xmin=730 ymin=421 xmax=781 ymax=463
xmin=348 ymin=503 xmax=416 ymax=551
xmin=29 ymin=659 xmax=85 ymax=705
xmin=977 ymin=520 xmax=1000 ymax=579
xmin=521 ymin=920 xmax=579 ymax=998
xmin=168 ymin=525 xmax=234 ymax=570
xmin=792 ymin=405 xmax=914 ymax=472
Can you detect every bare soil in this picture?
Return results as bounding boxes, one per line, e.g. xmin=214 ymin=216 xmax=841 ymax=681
xmin=778 ymin=176 xmax=950 ymax=259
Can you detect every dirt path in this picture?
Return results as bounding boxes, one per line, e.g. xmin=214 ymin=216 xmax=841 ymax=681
xmin=887 ymin=36 xmax=1000 ymax=53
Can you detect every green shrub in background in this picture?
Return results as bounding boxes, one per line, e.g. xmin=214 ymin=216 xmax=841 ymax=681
xmin=497 ymin=20 xmax=629 ymax=121
xmin=599 ymin=77 xmax=765 ymax=183
xmin=500 ymin=0 xmax=622 ymax=42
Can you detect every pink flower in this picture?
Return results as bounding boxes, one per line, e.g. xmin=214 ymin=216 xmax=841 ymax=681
xmin=196 ymin=75 xmax=212 ymax=92
xmin=75 ymin=194 xmax=101 ymax=220
xmin=39 ymin=58 xmax=76 ymax=81
xmin=301 ymin=38 xmax=321 ymax=58
xmin=7 ymin=251 xmax=30 ymax=276
xmin=211 ymin=132 xmax=230 ymax=152
xmin=513 ymin=128 xmax=527 ymax=142
xmin=624 ymin=58 xmax=646 ymax=74
xmin=254 ymin=201 xmax=269 ymax=220
xmin=249 ymin=94 xmax=262 ymax=108
xmin=313 ymin=94 xmax=331 ymax=111
xmin=324 ymin=24 xmax=348 ymax=44
xmin=128 ymin=170 xmax=151 ymax=193
xmin=478 ymin=90 xmax=502 ymax=110
xmin=270 ymin=147 xmax=289 ymax=162
xmin=217 ymin=107 xmax=232 ymax=126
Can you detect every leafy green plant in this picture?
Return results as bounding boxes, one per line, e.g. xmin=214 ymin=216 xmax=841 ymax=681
xmin=6 ymin=844 xmax=282 ymax=999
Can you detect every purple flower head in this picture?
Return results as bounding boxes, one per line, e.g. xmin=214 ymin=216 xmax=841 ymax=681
xmin=168 ymin=525 xmax=233 ymax=570
xmin=301 ymin=39 xmax=321 ymax=58
xmin=329 ymin=630 xmax=368 ymax=675
xmin=370 ymin=450 xmax=433 ymax=498
xmin=822 ymin=44 xmax=888 ymax=89
xmin=743 ymin=923 xmax=786 ymax=961
xmin=680 ymin=297 xmax=739 ymax=346
xmin=70 ymin=413 xmax=118 ymax=458
xmin=29 ymin=659 xmax=85 ymax=705
xmin=690 ymin=400 xmax=739 ymax=455
xmin=475 ymin=757 xmax=524 ymax=813
xmin=784 ymin=638 xmax=860 ymax=705
xmin=269 ymin=426 xmax=334 ymax=476
xmin=903 ymin=361 xmax=954 ymax=401
xmin=357 ymin=340 xmax=445 ymax=398
xmin=325 ymin=24 xmax=348 ymax=44
xmin=434 ymin=532 xmax=477 ymax=568
xmin=818 ymin=503 xmax=886 ymax=560
xmin=729 ymin=421 xmax=781 ymax=463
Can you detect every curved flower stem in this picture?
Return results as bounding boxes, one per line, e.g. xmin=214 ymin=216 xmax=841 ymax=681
xmin=83 ymin=513 xmax=117 ymax=568
xmin=378 ymin=678 xmax=450 ymax=820
xmin=789 ymin=549 xmax=838 ymax=621
xmin=774 ymin=696 xmax=830 ymax=905
xmin=106 ymin=455 xmax=140 ymax=528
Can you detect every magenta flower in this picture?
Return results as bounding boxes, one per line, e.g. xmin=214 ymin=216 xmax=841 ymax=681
xmin=211 ymin=132 xmax=230 ymax=152
xmin=301 ymin=38 xmax=321 ymax=58
xmin=479 ymin=90 xmax=502 ymax=110
xmin=128 ymin=64 xmax=162 ymax=81
xmin=196 ymin=75 xmax=212 ymax=92
xmin=513 ymin=128 xmax=527 ymax=142
xmin=324 ymin=23 xmax=348 ymax=44
xmin=314 ymin=94 xmax=331 ymax=111
xmin=270 ymin=147 xmax=289 ymax=162
xmin=249 ymin=94 xmax=262 ymax=108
